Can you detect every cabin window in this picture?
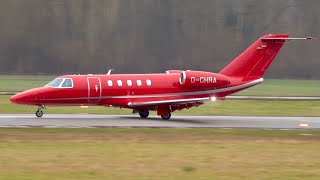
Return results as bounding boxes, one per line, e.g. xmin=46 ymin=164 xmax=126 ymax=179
xmin=117 ymin=80 xmax=122 ymax=86
xmin=61 ymin=78 xmax=73 ymax=88
xmin=146 ymin=79 xmax=152 ymax=86
xmin=137 ymin=80 xmax=142 ymax=86
xmin=127 ymin=80 xmax=132 ymax=86
xmin=108 ymin=80 xmax=113 ymax=86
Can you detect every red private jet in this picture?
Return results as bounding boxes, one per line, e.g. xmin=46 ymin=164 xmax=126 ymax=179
xmin=10 ymin=34 xmax=314 ymax=119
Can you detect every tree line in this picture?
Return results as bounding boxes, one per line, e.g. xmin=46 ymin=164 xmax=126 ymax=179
xmin=0 ymin=0 xmax=319 ymax=79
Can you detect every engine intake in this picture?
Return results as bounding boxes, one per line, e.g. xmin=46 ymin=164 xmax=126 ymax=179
xmin=180 ymin=71 xmax=230 ymax=88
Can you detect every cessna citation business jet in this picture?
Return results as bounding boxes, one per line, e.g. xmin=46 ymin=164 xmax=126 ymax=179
xmin=10 ymin=34 xmax=314 ymax=120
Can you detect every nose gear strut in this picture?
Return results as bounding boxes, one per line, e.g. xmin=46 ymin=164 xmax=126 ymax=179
xmin=36 ymin=105 xmax=45 ymax=117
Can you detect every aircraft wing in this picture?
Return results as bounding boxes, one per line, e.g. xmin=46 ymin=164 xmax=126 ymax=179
xmin=127 ymin=97 xmax=210 ymax=107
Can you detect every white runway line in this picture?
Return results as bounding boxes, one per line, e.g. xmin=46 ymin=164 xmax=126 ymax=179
xmin=299 ymin=124 xmax=309 ymax=128
xmin=0 ymin=115 xmax=34 ymax=118
xmin=0 ymin=114 xmax=319 ymax=129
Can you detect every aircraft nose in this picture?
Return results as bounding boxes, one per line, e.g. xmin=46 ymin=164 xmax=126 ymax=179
xmin=10 ymin=93 xmax=23 ymax=104
xmin=10 ymin=95 xmax=15 ymax=103
xmin=10 ymin=88 xmax=45 ymax=105
xmin=10 ymin=91 xmax=34 ymax=105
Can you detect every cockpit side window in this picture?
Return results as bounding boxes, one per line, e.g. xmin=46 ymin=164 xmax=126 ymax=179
xmin=61 ymin=78 xmax=73 ymax=88
xmin=46 ymin=78 xmax=63 ymax=87
xmin=45 ymin=78 xmax=73 ymax=88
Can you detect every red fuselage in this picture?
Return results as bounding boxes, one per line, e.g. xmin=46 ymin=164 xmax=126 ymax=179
xmin=10 ymin=73 xmax=261 ymax=108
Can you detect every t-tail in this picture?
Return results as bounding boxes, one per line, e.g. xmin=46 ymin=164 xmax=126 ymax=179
xmin=219 ymin=34 xmax=314 ymax=81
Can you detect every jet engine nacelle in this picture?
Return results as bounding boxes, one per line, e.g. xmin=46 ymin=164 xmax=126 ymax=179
xmin=179 ymin=71 xmax=230 ymax=88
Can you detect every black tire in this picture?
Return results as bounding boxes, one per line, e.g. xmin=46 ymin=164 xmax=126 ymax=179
xmin=161 ymin=112 xmax=171 ymax=120
xmin=36 ymin=110 xmax=43 ymax=117
xmin=139 ymin=110 xmax=149 ymax=118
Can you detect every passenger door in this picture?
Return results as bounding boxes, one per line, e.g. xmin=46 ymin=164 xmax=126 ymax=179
xmin=87 ymin=77 xmax=101 ymax=102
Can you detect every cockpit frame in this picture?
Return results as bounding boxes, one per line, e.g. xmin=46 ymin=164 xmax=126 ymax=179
xmin=45 ymin=78 xmax=74 ymax=88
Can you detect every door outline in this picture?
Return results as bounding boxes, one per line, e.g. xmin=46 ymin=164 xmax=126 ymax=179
xmin=87 ymin=77 xmax=102 ymax=102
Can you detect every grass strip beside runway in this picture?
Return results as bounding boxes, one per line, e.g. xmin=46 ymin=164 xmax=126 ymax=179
xmin=0 ymin=75 xmax=55 ymax=92
xmin=0 ymin=128 xmax=320 ymax=179
xmin=1 ymin=95 xmax=320 ymax=116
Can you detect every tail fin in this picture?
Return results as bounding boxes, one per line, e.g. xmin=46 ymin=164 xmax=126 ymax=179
xmin=219 ymin=34 xmax=313 ymax=80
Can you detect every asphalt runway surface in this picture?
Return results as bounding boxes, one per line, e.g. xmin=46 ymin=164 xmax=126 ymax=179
xmin=0 ymin=114 xmax=319 ymax=129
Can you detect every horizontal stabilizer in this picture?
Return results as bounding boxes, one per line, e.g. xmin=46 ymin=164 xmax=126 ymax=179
xmin=261 ymin=37 xmax=316 ymax=41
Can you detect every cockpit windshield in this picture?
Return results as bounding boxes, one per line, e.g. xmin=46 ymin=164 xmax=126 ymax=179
xmin=45 ymin=78 xmax=73 ymax=88
xmin=46 ymin=78 xmax=63 ymax=87
xmin=61 ymin=79 xmax=73 ymax=87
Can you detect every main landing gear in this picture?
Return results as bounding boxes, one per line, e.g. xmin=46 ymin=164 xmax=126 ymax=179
xmin=160 ymin=112 xmax=171 ymax=120
xmin=157 ymin=106 xmax=172 ymax=120
xmin=35 ymin=105 xmax=45 ymax=117
xmin=133 ymin=108 xmax=172 ymax=120
xmin=139 ymin=110 xmax=149 ymax=118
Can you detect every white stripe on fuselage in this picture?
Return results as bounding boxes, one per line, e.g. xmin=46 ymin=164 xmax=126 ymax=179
xmin=42 ymin=78 xmax=263 ymax=101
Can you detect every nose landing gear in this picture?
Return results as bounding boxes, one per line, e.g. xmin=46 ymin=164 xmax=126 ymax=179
xmin=35 ymin=105 xmax=45 ymax=117
xmin=36 ymin=110 xmax=43 ymax=117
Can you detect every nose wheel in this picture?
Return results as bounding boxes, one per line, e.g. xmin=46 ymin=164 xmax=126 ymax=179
xmin=36 ymin=110 xmax=43 ymax=117
xmin=35 ymin=106 xmax=45 ymax=117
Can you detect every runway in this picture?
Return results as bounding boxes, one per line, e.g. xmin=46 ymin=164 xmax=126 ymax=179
xmin=0 ymin=114 xmax=319 ymax=129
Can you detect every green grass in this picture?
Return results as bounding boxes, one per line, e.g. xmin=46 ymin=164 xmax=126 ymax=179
xmin=236 ymin=79 xmax=320 ymax=96
xmin=0 ymin=75 xmax=319 ymax=96
xmin=0 ymin=75 xmax=55 ymax=92
xmin=0 ymin=128 xmax=320 ymax=179
xmin=2 ymin=95 xmax=320 ymax=116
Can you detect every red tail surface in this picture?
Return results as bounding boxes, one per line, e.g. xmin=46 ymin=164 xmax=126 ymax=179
xmin=219 ymin=34 xmax=289 ymax=79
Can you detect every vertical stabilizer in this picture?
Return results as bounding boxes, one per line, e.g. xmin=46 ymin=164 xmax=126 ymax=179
xmin=219 ymin=34 xmax=289 ymax=79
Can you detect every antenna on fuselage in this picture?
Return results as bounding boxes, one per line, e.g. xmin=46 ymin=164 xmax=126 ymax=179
xmin=107 ymin=69 xmax=115 ymax=75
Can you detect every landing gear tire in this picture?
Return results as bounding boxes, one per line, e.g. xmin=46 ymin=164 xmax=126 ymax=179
xmin=36 ymin=110 xmax=43 ymax=117
xmin=139 ymin=110 xmax=149 ymax=118
xmin=161 ymin=112 xmax=171 ymax=120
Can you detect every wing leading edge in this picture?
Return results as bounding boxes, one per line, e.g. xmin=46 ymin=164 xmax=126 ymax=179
xmin=127 ymin=97 xmax=210 ymax=107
